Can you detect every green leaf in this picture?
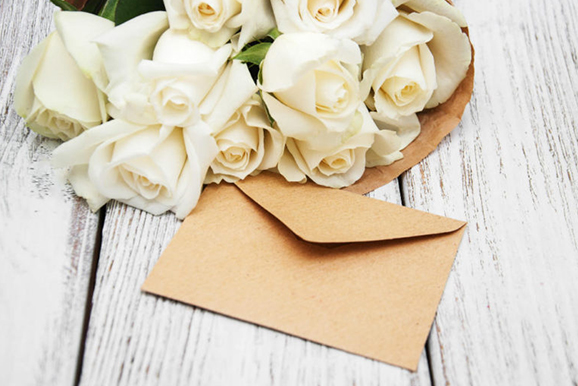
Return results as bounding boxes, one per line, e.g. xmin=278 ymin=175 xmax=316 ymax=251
xmin=50 ymin=0 xmax=79 ymax=11
xmin=267 ymin=28 xmax=281 ymax=40
xmin=114 ymin=0 xmax=165 ymax=25
xmin=258 ymin=64 xmax=264 ymax=84
xmin=82 ymin=0 xmax=106 ymax=14
xmin=257 ymin=91 xmax=276 ymax=126
xmin=98 ymin=0 xmax=118 ymax=21
xmin=233 ymin=42 xmax=272 ymax=66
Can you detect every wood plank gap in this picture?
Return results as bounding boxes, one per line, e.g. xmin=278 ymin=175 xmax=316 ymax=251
xmin=73 ymin=208 xmax=107 ymax=386
xmin=398 ymin=172 xmax=436 ymax=385
xmin=398 ymin=175 xmax=407 ymax=207
xmin=425 ymin=336 xmax=436 ymax=386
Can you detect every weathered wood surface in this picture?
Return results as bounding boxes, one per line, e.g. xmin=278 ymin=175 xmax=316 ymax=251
xmin=401 ymin=0 xmax=578 ymax=385
xmin=2 ymin=0 xmax=578 ymax=385
xmin=0 ymin=2 xmax=101 ymax=386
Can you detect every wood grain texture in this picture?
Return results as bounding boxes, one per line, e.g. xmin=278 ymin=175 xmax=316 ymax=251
xmin=77 ymin=184 xmax=433 ymax=386
xmin=401 ymin=0 xmax=578 ymax=385
xmin=0 ymin=2 xmax=101 ymax=386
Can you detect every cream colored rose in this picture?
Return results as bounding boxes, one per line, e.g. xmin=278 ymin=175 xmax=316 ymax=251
xmin=14 ymin=12 xmax=113 ymax=141
xmin=271 ymin=0 xmax=398 ymax=45
xmin=198 ymin=60 xmax=284 ymax=183
xmin=278 ymin=105 xmax=378 ymax=188
xmin=138 ymin=30 xmax=232 ymax=126
xmin=361 ymin=11 xmax=471 ymax=159
xmin=164 ymin=0 xmax=276 ymax=49
xmin=95 ymin=11 xmax=169 ymax=125
xmin=95 ymin=13 xmax=230 ymax=128
xmin=52 ymin=119 xmax=218 ymax=219
xmin=260 ymin=33 xmax=364 ymax=151
xmin=206 ymin=95 xmax=284 ymax=183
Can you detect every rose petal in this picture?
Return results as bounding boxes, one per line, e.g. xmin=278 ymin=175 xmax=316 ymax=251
xmin=370 ymin=111 xmax=421 ymax=149
xmin=139 ymin=31 xmax=231 ymax=83
xmin=278 ymin=144 xmax=308 ymax=183
xmin=365 ymin=129 xmax=404 ymax=168
xmin=312 ymin=60 xmax=360 ymax=121
xmin=244 ymin=103 xmax=285 ymax=171
xmin=405 ymin=11 xmax=471 ymax=108
xmin=284 ymin=105 xmax=377 ymax=188
xmin=95 ymin=12 xmax=168 ymax=99
xmin=273 ymin=70 xmax=317 ymax=117
xmin=229 ymin=0 xmax=276 ymax=52
xmin=14 ymin=33 xmax=51 ymax=121
xmin=174 ymin=121 xmax=218 ymax=218
xmin=271 ymin=0 xmax=397 ymax=45
xmin=361 ymin=15 xmax=433 ymax=98
xmin=148 ymin=78 xmax=201 ymax=126
xmin=301 ymin=0 xmax=355 ymax=31
xmin=209 ymin=119 xmax=262 ymax=180
xmin=110 ymin=126 xmax=185 ymax=195
xmin=206 ymin=95 xmax=283 ymax=184
xmin=260 ymin=32 xmax=360 ymax=93
xmin=165 ymin=0 xmax=191 ymax=30
xmin=396 ymin=0 xmax=467 ymax=27
xmin=32 ymin=32 xmax=102 ymax=126
xmin=153 ymin=29 xmax=228 ymax=65
xmin=270 ymin=0 xmax=309 ymax=35
xmin=67 ymin=165 xmax=110 ymax=211
xmin=372 ymin=43 xmax=436 ymax=119
xmin=52 ymin=119 xmax=144 ymax=167
xmin=262 ymin=92 xmax=328 ymax=140
xmin=201 ymin=60 xmax=258 ymax=133
xmin=189 ymin=24 xmax=239 ymax=48
xmin=54 ymin=11 xmax=114 ymax=92
xmin=337 ymin=0 xmax=398 ymax=45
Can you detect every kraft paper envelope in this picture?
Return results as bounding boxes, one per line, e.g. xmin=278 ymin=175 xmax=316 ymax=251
xmin=142 ymin=173 xmax=466 ymax=370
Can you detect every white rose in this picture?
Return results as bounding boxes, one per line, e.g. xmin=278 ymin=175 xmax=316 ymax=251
xmin=361 ymin=11 xmax=471 ymax=155
xmin=95 ymin=12 xmax=169 ymax=124
xmin=206 ymin=96 xmax=284 ymax=183
xmin=14 ymin=12 xmax=113 ymax=141
xmin=198 ymin=60 xmax=284 ymax=183
xmin=164 ymin=0 xmax=276 ymax=49
xmin=95 ymin=13 xmax=230 ymax=128
xmin=52 ymin=119 xmax=218 ymax=219
xmin=206 ymin=94 xmax=284 ymax=183
xmin=271 ymin=0 xmax=398 ymax=45
xmin=138 ymin=30 xmax=232 ymax=126
xmin=278 ymin=105 xmax=378 ymax=188
xmin=260 ymin=33 xmax=363 ymax=151
xmin=393 ymin=0 xmax=467 ymax=27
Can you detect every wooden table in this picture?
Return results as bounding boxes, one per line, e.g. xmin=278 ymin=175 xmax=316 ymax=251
xmin=1 ymin=1 xmax=577 ymax=385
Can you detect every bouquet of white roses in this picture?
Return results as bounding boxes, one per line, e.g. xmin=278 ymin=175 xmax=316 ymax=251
xmin=15 ymin=0 xmax=472 ymax=219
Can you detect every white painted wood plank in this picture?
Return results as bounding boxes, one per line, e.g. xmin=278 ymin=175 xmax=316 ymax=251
xmin=402 ymin=0 xmax=578 ymax=384
xmin=0 ymin=2 xmax=101 ymax=386
xmin=78 ymin=183 xmax=432 ymax=386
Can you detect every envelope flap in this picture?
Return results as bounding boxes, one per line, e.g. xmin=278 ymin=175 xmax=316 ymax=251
xmin=235 ymin=173 xmax=466 ymax=244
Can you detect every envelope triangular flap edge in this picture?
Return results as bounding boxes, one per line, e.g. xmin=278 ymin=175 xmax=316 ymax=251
xmin=235 ymin=172 xmax=465 ymax=244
